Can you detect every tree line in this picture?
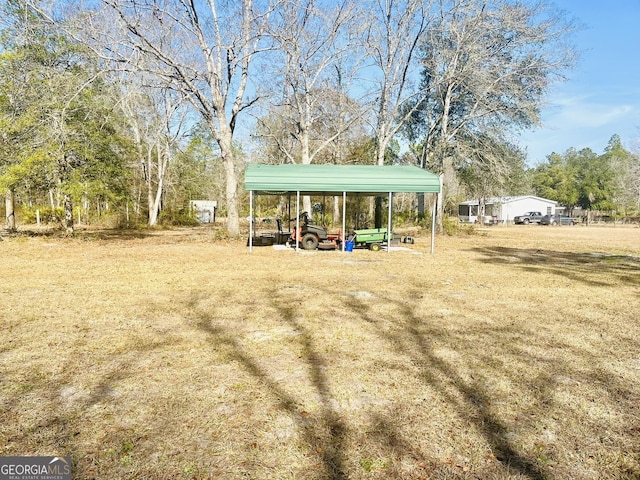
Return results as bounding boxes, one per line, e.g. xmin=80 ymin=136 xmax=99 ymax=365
xmin=529 ymin=135 xmax=640 ymax=221
xmin=461 ymin=133 xmax=640 ymax=223
xmin=6 ymin=0 xmax=631 ymax=235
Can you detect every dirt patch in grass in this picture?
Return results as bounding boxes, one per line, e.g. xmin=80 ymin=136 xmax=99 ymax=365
xmin=1 ymin=225 xmax=639 ymax=479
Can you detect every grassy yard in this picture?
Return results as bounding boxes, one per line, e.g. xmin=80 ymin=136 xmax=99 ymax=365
xmin=1 ymin=224 xmax=639 ymax=479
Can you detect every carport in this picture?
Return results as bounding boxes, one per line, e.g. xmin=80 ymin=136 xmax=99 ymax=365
xmin=244 ymin=164 xmax=441 ymax=253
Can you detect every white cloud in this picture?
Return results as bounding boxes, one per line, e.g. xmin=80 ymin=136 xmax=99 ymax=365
xmin=546 ymin=97 xmax=635 ymax=129
xmin=518 ymin=97 xmax=639 ymax=164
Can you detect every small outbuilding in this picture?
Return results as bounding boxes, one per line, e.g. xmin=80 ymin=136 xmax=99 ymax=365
xmin=190 ymin=200 xmax=218 ymax=223
xmin=244 ymin=163 xmax=441 ymax=252
xmin=458 ymin=196 xmax=557 ymax=224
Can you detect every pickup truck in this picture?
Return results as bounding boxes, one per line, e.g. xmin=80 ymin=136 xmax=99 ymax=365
xmin=514 ymin=211 xmax=543 ymax=224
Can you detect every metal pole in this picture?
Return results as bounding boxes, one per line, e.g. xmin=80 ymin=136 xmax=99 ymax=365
xmin=342 ymin=191 xmax=346 ymax=252
xmin=296 ymin=191 xmax=300 ymax=253
xmin=249 ymin=190 xmax=253 ymax=253
xmin=431 ymin=193 xmax=437 ymax=254
xmin=387 ymin=192 xmax=392 ymax=253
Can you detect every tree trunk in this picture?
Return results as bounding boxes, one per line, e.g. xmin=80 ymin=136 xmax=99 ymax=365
xmin=218 ymin=128 xmax=240 ymax=236
xmin=376 ymin=132 xmax=387 ymax=167
xmin=63 ymin=193 xmax=74 ymax=233
xmin=333 ymin=196 xmax=340 ymax=226
xmin=417 ymin=192 xmax=425 ymax=219
xmin=148 ymin=142 xmax=169 ymax=227
xmin=374 ymin=196 xmax=383 ymax=228
xmin=146 ymin=145 xmax=158 ymax=226
xmin=299 ymin=126 xmax=312 ymax=214
xmin=436 ymin=173 xmax=444 ymax=233
xmin=5 ymin=190 xmax=16 ymax=231
xmin=373 ymin=95 xmax=390 ymax=226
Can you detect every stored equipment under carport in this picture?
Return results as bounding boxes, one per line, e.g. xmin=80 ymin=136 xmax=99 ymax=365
xmin=246 ymin=218 xmax=291 ymax=247
xmin=350 ymin=228 xmax=414 ymax=251
xmin=351 ymin=228 xmax=388 ymax=251
xmin=290 ymin=212 xmax=343 ymax=250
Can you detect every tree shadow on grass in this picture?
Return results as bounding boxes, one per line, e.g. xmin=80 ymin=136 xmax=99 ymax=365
xmin=183 ymin=286 xmax=553 ymax=478
xmin=0 ymin=330 xmax=178 ymax=476
xmin=73 ymin=229 xmax=155 ymax=241
xmin=3 ymin=225 xmax=224 ymax=241
xmin=343 ymin=293 xmax=548 ymax=479
xmin=343 ymin=287 xmax=640 ymax=479
xmin=178 ymin=276 xmax=640 ymax=479
xmin=470 ymin=246 xmax=640 ymax=288
xmin=186 ymin=290 xmax=348 ymax=479
xmin=1 ymin=227 xmax=155 ymax=241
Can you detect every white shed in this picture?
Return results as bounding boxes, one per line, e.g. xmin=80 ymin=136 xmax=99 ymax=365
xmin=191 ymin=200 xmax=218 ymax=223
xmin=458 ymin=196 xmax=557 ymax=224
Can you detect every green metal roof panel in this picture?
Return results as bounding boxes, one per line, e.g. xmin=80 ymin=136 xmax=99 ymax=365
xmin=244 ymin=164 xmax=441 ymax=194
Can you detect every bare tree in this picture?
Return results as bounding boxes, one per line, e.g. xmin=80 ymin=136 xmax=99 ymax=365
xmin=404 ymin=0 xmax=578 ymax=228
xmin=119 ymin=77 xmax=191 ymax=226
xmin=457 ymin=133 xmax=528 ymax=219
xmin=607 ymin=135 xmax=640 ymax=217
xmin=255 ymin=0 xmax=366 ymax=214
xmin=629 ymin=152 xmax=640 ymax=213
xmin=67 ymin=0 xmax=275 ymax=235
xmin=256 ymin=87 xmax=365 ymax=166
xmin=362 ymin=0 xmax=433 ymax=167
xmin=354 ymin=0 xmax=434 ymax=227
xmin=260 ymin=0 xmax=363 ymax=164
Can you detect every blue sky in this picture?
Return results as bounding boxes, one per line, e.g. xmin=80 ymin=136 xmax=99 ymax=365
xmin=518 ymin=0 xmax=640 ymax=165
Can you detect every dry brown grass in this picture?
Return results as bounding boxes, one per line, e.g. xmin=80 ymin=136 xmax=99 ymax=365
xmin=1 ymin=224 xmax=639 ymax=479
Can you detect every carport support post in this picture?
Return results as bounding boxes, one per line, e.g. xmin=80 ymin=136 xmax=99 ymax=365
xmin=342 ymin=192 xmax=346 ymax=252
xmin=431 ymin=193 xmax=437 ymax=254
xmin=387 ymin=192 xmax=392 ymax=253
xmin=249 ymin=190 xmax=254 ymax=253
xmin=296 ymin=191 xmax=300 ymax=252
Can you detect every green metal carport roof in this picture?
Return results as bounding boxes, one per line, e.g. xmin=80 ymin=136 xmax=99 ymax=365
xmin=244 ymin=164 xmax=441 ymax=194
xmin=244 ymin=163 xmax=441 ymax=253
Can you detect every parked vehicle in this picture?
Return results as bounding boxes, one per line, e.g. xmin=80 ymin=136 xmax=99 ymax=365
xmin=540 ymin=214 xmax=575 ymax=226
xmin=514 ymin=211 xmax=543 ymax=224
xmin=290 ymin=212 xmax=342 ymax=250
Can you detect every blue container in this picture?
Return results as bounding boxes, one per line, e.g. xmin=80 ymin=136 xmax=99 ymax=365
xmin=345 ymin=241 xmax=354 ymax=252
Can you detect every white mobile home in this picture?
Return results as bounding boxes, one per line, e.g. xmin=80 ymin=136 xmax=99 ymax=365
xmin=458 ymin=196 xmax=557 ymax=224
